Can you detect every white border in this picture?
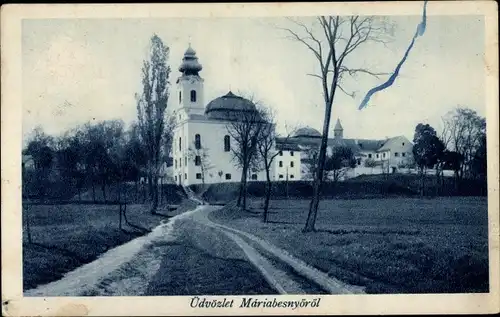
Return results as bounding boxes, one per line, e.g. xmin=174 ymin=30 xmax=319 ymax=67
xmin=1 ymin=2 xmax=499 ymax=316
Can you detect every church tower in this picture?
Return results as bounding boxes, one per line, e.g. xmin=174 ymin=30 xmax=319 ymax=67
xmin=175 ymin=45 xmax=205 ymax=118
xmin=334 ymin=118 xmax=344 ymax=139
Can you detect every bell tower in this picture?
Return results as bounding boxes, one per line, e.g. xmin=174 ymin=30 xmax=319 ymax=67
xmin=334 ymin=118 xmax=344 ymax=139
xmin=175 ymin=44 xmax=204 ymax=118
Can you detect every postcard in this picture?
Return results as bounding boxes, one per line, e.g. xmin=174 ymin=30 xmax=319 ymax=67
xmin=1 ymin=1 xmax=499 ymax=316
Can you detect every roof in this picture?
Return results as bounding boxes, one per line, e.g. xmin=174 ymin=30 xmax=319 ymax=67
xmin=376 ymin=135 xmax=412 ymax=152
xmin=205 ymin=91 xmax=259 ymax=120
xmin=334 ymin=119 xmax=343 ymax=130
xmin=275 ymin=142 xmax=301 ymax=151
xmin=357 ymin=139 xmax=386 ymax=152
xmin=293 ymin=127 xmax=322 ymax=138
xmin=179 ymin=45 xmax=202 ymax=75
xmin=276 ymin=137 xmax=363 ymax=155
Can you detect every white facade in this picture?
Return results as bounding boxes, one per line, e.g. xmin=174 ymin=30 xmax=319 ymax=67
xmin=172 ymin=118 xmax=269 ymax=185
xmin=273 ymin=150 xmax=301 ymax=181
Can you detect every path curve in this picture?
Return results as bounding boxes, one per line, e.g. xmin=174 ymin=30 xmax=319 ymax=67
xmin=193 ymin=206 xmax=365 ymax=295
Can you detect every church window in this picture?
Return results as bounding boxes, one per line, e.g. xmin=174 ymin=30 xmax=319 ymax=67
xmin=175 ymin=159 xmax=177 ymax=168
xmin=376 ymin=154 xmax=379 ymax=159
xmin=402 ymin=142 xmax=405 ymax=146
xmin=383 ymin=153 xmax=386 ymax=158
xmin=357 ymin=158 xmax=361 ymax=165
xmin=279 ymin=161 xmax=283 ymax=167
xmin=175 ymin=176 xmax=177 ymax=181
xmin=394 ymin=152 xmax=399 ymax=157
xmin=279 ymin=151 xmax=283 ymax=156
xmin=290 ymin=175 xmax=295 ymax=179
xmin=196 ymin=173 xmax=202 ymax=179
xmin=225 ymin=173 xmax=231 ymax=180
xmin=190 ymin=90 xmax=197 ymax=102
xmin=179 ymin=137 xmax=182 ymax=151
xmin=251 ymin=174 xmax=257 ymax=180
xmin=368 ymin=154 xmax=372 ymax=158
xmin=195 ymin=134 xmax=201 ymax=149
xmin=195 ymin=156 xmax=201 ymax=166
xmin=179 ymin=91 xmax=182 ymax=103
xmin=185 ymin=157 xmax=187 ymax=166
xmin=224 ymin=135 xmax=230 ymax=152
xmin=185 ymin=173 xmax=187 ymax=180
xmin=402 ymin=152 xmax=406 ymax=157
xmin=290 ymin=151 xmax=294 ymax=156
xmin=279 ymin=174 xmax=284 ymax=179
xmin=290 ymin=161 xmax=294 ymax=168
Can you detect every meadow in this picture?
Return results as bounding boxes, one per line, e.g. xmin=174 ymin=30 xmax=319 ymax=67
xmin=211 ymin=197 xmax=489 ymax=293
xmin=22 ymin=202 xmax=186 ymax=291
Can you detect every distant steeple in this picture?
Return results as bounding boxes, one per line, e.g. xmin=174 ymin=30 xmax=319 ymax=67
xmin=334 ymin=118 xmax=343 ymax=139
xmin=179 ymin=44 xmax=202 ymax=76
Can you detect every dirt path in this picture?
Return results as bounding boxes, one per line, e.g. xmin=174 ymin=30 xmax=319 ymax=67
xmin=25 ymin=204 xmax=361 ymax=296
xmin=24 ymin=207 xmax=201 ymax=296
xmin=192 ymin=207 xmax=365 ymax=295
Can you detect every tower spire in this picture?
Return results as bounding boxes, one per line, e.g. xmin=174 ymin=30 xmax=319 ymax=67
xmin=334 ymin=118 xmax=343 ymax=139
xmin=179 ymin=44 xmax=202 ymax=76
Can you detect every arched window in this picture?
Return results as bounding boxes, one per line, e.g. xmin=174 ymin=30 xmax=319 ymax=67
xmin=195 ymin=134 xmax=201 ymax=149
xmin=190 ymin=90 xmax=196 ymax=102
xmin=224 ymin=135 xmax=230 ymax=152
xmin=179 ymin=137 xmax=182 ymax=151
xmin=179 ymin=91 xmax=182 ymax=103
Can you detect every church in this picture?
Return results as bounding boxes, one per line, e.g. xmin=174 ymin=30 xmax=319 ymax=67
xmin=170 ymin=46 xmax=414 ymax=186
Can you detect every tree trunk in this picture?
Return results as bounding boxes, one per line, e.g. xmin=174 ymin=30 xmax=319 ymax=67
xmin=135 ymin=180 xmax=139 ymax=203
xmin=25 ymin=205 xmax=32 ymax=244
xmin=263 ymin=166 xmax=271 ymax=223
xmin=119 ymin=203 xmax=123 ymax=230
xmin=237 ymin=166 xmax=246 ymax=207
xmin=159 ymin=177 xmax=162 ymax=205
xmin=150 ymin=171 xmax=159 ymax=214
xmin=304 ymin=98 xmax=334 ymax=232
xmin=101 ymin=180 xmax=107 ymax=203
xmin=91 ymin=180 xmax=96 ymax=203
xmin=148 ymin=172 xmax=153 ymax=201
xmin=118 ymin=182 xmax=122 ymax=203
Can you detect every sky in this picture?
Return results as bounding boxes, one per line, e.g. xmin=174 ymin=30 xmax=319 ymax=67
xmin=22 ymin=13 xmax=485 ymax=143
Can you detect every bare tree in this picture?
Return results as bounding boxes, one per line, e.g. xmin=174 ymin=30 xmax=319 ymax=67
xmin=255 ymin=108 xmax=295 ymax=222
xmin=281 ymin=16 xmax=393 ymax=232
xmin=224 ymin=97 xmax=265 ymax=210
xmin=441 ymin=107 xmax=486 ymax=180
xmin=136 ymin=34 xmax=171 ymax=214
xmin=187 ymin=142 xmax=214 ymax=186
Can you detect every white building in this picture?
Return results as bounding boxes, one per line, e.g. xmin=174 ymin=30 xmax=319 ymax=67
xmin=171 ymin=46 xmax=271 ymax=186
xmin=170 ymin=45 xmax=414 ymax=186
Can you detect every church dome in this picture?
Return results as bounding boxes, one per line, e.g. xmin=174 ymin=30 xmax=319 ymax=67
xmin=293 ymin=127 xmax=322 ymax=138
xmin=205 ymin=91 xmax=258 ymax=120
xmin=179 ymin=45 xmax=202 ymax=75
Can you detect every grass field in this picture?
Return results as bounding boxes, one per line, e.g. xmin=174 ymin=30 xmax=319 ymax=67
xmin=210 ymin=197 xmax=489 ymax=294
xmin=22 ymin=203 xmax=178 ymax=290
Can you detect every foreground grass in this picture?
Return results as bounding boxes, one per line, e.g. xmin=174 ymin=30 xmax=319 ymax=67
xmin=22 ymin=203 xmax=183 ymax=290
xmin=210 ymin=197 xmax=489 ymax=294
